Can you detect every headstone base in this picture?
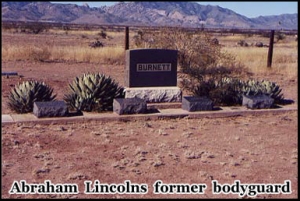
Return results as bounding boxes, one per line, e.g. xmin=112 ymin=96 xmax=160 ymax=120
xmin=125 ymin=87 xmax=182 ymax=103
xmin=33 ymin=101 xmax=68 ymax=118
xmin=182 ymin=96 xmax=214 ymax=112
xmin=113 ymin=98 xmax=147 ymax=115
xmin=242 ymin=94 xmax=274 ymax=109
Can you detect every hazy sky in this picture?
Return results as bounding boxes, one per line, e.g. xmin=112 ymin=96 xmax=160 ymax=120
xmin=52 ymin=1 xmax=298 ymax=18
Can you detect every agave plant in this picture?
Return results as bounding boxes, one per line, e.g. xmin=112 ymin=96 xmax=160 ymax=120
xmin=8 ymin=80 xmax=56 ymax=113
xmin=260 ymin=80 xmax=284 ymax=103
xmin=213 ymin=77 xmax=245 ymax=105
xmin=64 ymin=73 xmax=125 ymax=112
xmin=192 ymin=77 xmax=285 ymax=106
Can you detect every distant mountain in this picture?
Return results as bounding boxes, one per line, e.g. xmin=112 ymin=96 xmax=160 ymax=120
xmin=251 ymin=13 xmax=298 ymax=30
xmin=1 ymin=1 xmax=134 ymax=25
xmin=1 ymin=1 xmax=298 ymax=30
xmin=103 ymin=2 xmax=252 ymax=28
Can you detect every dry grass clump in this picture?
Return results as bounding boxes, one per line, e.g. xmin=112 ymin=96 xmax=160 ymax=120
xmin=48 ymin=29 xmax=123 ymax=39
xmin=2 ymin=45 xmax=51 ymax=62
xmin=2 ymin=44 xmax=125 ymax=64
xmin=50 ymin=46 xmax=124 ymax=64
xmin=222 ymin=38 xmax=297 ymax=79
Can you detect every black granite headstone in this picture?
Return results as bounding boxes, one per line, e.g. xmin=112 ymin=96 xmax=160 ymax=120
xmin=182 ymin=96 xmax=214 ymax=112
xmin=242 ymin=94 xmax=274 ymax=109
xmin=113 ymin=98 xmax=147 ymax=115
xmin=33 ymin=101 xmax=68 ymax=118
xmin=125 ymin=49 xmax=178 ymax=87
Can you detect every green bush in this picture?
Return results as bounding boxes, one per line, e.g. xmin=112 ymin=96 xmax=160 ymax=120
xmin=8 ymin=81 xmax=56 ymax=113
xmin=64 ymin=73 xmax=125 ymax=112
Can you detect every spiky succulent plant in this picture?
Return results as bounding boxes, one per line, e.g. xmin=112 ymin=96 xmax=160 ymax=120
xmin=216 ymin=77 xmax=245 ymax=105
xmin=8 ymin=80 xmax=56 ymax=113
xmin=258 ymin=80 xmax=284 ymax=103
xmin=193 ymin=77 xmax=285 ymax=106
xmin=64 ymin=73 xmax=125 ymax=112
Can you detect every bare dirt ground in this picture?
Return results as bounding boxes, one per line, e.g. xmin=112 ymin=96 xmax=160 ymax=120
xmin=1 ymin=30 xmax=298 ymax=198
xmin=1 ymin=112 xmax=298 ymax=198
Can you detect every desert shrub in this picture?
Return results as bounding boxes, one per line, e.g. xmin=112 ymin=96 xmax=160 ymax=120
xmin=134 ymin=27 xmax=242 ymax=92
xmin=276 ymin=33 xmax=286 ymax=41
xmin=64 ymin=73 xmax=125 ymax=112
xmin=19 ymin=22 xmax=49 ymax=34
xmin=194 ymin=77 xmax=243 ymax=106
xmin=133 ymin=30 xmax=145 ymax=46
xmin=208 ymin=84 xmax=240 ymax=106
xmin=8 ymin=81 xmax=56 ymax=113
xmin=62 ymin=25 xmax=70 ymax=30
xmin=261 ymin=32 xmax=270 ymax=38
xmin=237 ymin=40 xmax=249 ymax=47
xmin=89 ymin=40 xmax=104 ymax=48
xmin=245 ymin=33 xmax=254 ymax=38
xmin=193 ymin=77 xmax=284 ymax=106
xmin=192 ymin=79 xmax=216 ymax=97
xmin=98 ymin=30 xmax=107 ymax=39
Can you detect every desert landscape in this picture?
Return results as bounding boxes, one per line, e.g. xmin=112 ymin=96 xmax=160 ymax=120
xmin=1 ymin=22 xmax=298 ymax=198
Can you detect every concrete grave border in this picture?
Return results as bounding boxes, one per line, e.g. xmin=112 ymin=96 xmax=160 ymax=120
xmin=2 ymin=104 xmax=297 ymax=125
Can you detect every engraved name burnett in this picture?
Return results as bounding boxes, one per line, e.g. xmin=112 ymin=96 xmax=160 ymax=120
xmin=137 ymin=63 xmax=171 ymax=72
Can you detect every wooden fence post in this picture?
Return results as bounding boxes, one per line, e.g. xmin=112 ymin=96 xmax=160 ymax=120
xmin=267 ymin=30 xmax=275 ymax=68
xmin=125 ymin=26 xmax=129 ymax=50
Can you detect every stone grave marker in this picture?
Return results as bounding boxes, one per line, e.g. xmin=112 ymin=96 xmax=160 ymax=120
xmin=124 ymin=49 xmax=182 ymax=103
xmin=182 ymin=96 xmax=214 ymax=112
xmin=242 ymin=94 xmax=274 ymax=109
xmin=33 ymin=101 xmax=68 ymax=118
xmin=113 ymin=98 xmax=147 ymax=115
xmin=125 ymin=49 xmax=178 ymax=87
